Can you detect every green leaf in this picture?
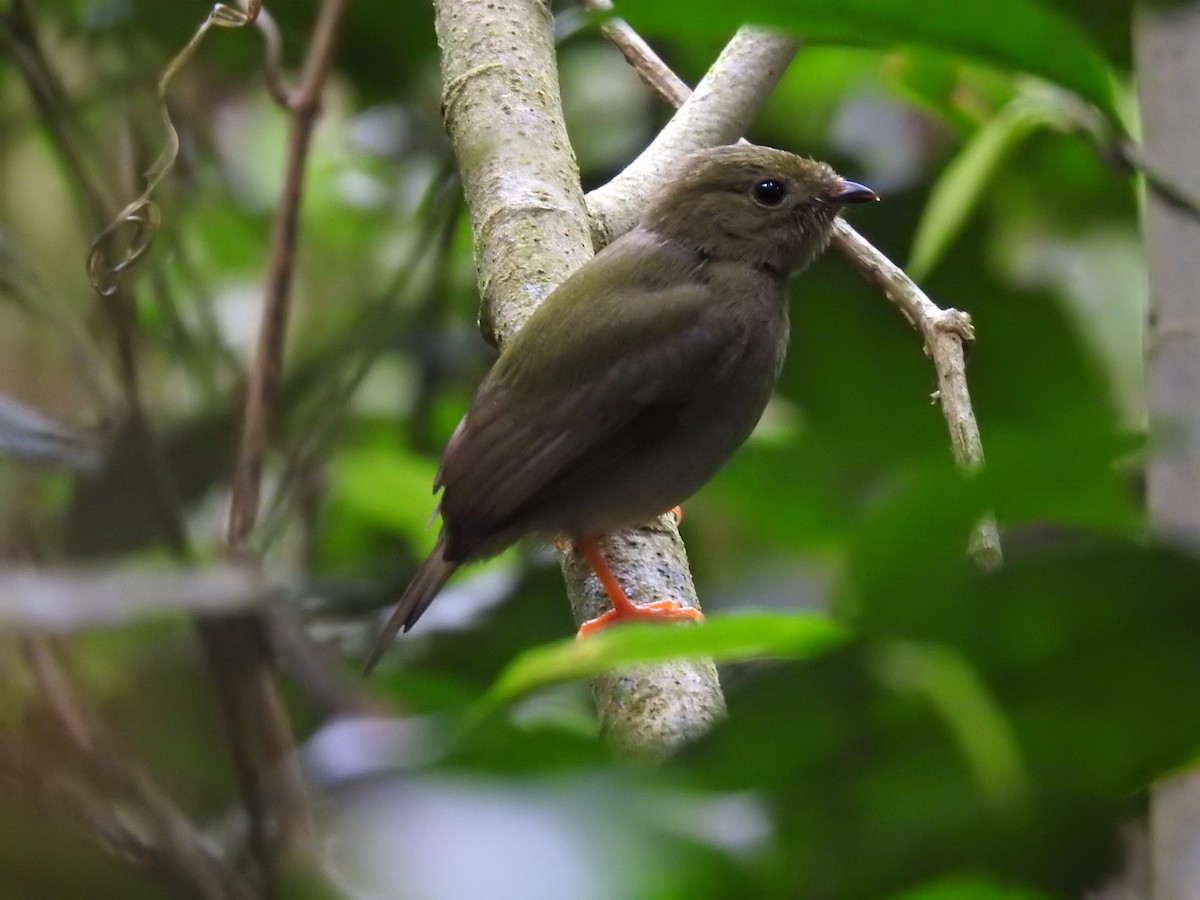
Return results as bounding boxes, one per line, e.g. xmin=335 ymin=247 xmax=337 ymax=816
xmin=618 ymin=0 xmax=1127 ymax=129
xmin=875 ymin=641 xmax=1031 ymax=817
xmin=481 ymin=612 xmax=848 ymax=707
xmin=909 ymin=94 xmax=1065 ymax=280
xmin=882 ymin=51 xmax=1016 ymax=137
xmin=687 ymin=536 xmax=1200 ymax=894
xmin=331 ymin=443 xmax=441 ymax=552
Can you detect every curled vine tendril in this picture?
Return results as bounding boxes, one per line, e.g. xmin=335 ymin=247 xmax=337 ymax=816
xmin=87 ymin=0 xmax=283 ymax=296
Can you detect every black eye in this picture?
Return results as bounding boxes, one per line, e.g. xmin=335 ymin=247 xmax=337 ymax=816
xmin=751 ymin=179 xmax=786 ymax=207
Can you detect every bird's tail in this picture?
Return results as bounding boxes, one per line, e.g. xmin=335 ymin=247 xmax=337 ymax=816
xmin=362 ymin=535 xmax=458 ymax=676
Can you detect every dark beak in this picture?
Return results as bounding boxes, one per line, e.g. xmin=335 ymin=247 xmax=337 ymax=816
xmin=827 ymin=180 xmax=879 ymax=204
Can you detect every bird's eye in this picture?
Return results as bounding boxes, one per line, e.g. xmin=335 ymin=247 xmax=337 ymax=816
xmin=751 ymin=179 xmax=786 ymax=207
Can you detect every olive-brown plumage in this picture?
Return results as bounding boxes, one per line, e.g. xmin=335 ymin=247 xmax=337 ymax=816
xmin=363 ymin=144 xmax=876 ymax=673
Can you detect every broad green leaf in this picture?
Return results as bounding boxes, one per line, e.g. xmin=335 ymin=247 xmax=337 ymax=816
xmin=481 ymin=612 xmax=848 ymax=707
xmin=686 ymin=538 xmax=1200 ymax=893
xmin=618 ymin=0 xmax=1127 ymax=130
xmin=882 ymin=51 xmax=1016 ymax=137
xmin=875 ymin=641 xmax=1031 ymax=816
xmin=909 ymin=93 xmax=1066 ymax=280
xmin=331 ymin=443 xmax=441 ymax=552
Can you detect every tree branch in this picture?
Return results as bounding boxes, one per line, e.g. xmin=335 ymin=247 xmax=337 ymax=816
xmin=218 ymin=0 xmax=353 ymax=883
xmin=1135 ymin=4 xmax=1200 ymax=896
xmin=8 ymin=2 xmax=319 ymax=891
xmin=226 ymin=0 xmax=349 ymax=549
xmin=585 ymin=26 xmax=801 ymax=248
xmin=831 ymin=222 xmax=1002 ymax=568
xmin=0 ymin=565 xmax=274 ymax=630
xmin=436 ymin=0 xmax=593 ymax=347
xmin=433 ymin=0 xmax=824 ymax=755
xmin=6 ymin=640 xmax=256 ymax=900
xmin=577 ymin=0 xmax=691 ymax=107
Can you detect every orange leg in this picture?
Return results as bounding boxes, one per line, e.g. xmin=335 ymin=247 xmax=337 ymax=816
xmin=667 ymin=505 xmax=682 ymax=525
xmin=576 ymin=537 xmax=703 ymax=638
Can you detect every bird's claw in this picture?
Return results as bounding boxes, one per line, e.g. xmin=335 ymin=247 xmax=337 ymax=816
xmin=576 ymin=599 xmax=703 ymax=639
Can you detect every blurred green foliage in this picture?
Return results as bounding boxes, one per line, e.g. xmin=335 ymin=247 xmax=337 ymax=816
xmin=0 ymin=0 xmax=1186 ymax=896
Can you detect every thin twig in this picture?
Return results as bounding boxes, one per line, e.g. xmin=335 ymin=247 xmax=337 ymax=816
xmin=2 ymin=2 xmax=150 ymax=425
xmin=219 ymin=0 xmax=352 ymax=875
xmin=254 ymin=164 xmax=463 ymax=545
xmin=577 ymin=0 xmax=690 ymax=106
xmin=86 ymin=1 xmax=267 ymax=298
xmin=589 ymin=20 xmax=1003 ymax=568
xmin=1 ymin=0 xmax=116 ymax=225
xmin=226 ymin=0 xmax=349 ymax=551
xmin=254 ymin=5 xmax=290 ymax=107
xmin=0 ymin=732 xmax=257 ymax=900
xmin=6 ymin=1 xmax=331 ymax=892
xmin=585 ymin=26 xmax=802 ymax=248
xmin=16 ymin=640 xmax=256 ymax=899
xmin=832 ymin=222 xmax=1003 ymax=568
xmin=0 ymin=565 xmax=272 ymax=630
xmin=7 ymin=3 xmax=271 ymax=889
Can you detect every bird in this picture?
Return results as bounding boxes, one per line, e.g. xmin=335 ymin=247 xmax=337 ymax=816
xmin=363 ymin=143 xmax=877 ymax=674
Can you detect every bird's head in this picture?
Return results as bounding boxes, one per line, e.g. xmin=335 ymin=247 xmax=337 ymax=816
xmin=640 ymin=144 xmax=878 ymax=276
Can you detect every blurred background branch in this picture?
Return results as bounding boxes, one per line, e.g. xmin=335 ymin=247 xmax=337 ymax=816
xmin=1136 ymin=3 xmax=1200 ymax=897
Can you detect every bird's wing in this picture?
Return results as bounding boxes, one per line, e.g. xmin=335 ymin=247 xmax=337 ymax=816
xmin=437 ymin=244 xmax=748 ymax=557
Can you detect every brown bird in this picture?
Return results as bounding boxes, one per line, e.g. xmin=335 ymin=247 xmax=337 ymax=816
xmin=363 ymin=144 xmax=877 ymax=674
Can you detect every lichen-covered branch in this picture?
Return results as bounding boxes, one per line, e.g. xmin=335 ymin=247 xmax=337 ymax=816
xmin=433 ymin=0 xmax=762 ymax=755
xmin=585 ymin=26 xmax=801 ymax=247
xmin=436 ymin=0 xmax=593 ymax=347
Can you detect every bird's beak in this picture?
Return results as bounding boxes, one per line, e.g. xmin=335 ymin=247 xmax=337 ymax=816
xmin=827 ymin=180 xmax=879 ymax=204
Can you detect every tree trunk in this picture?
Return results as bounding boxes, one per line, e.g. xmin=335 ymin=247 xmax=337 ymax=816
xmin=1136 ymin=4 xmax=1200 ymax=897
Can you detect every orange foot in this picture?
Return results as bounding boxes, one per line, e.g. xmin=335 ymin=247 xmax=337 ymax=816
xmin=578 ymin=598 xmax=703 ymax=638
xmin=574 ymin=537 xmax=703 ymax=639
